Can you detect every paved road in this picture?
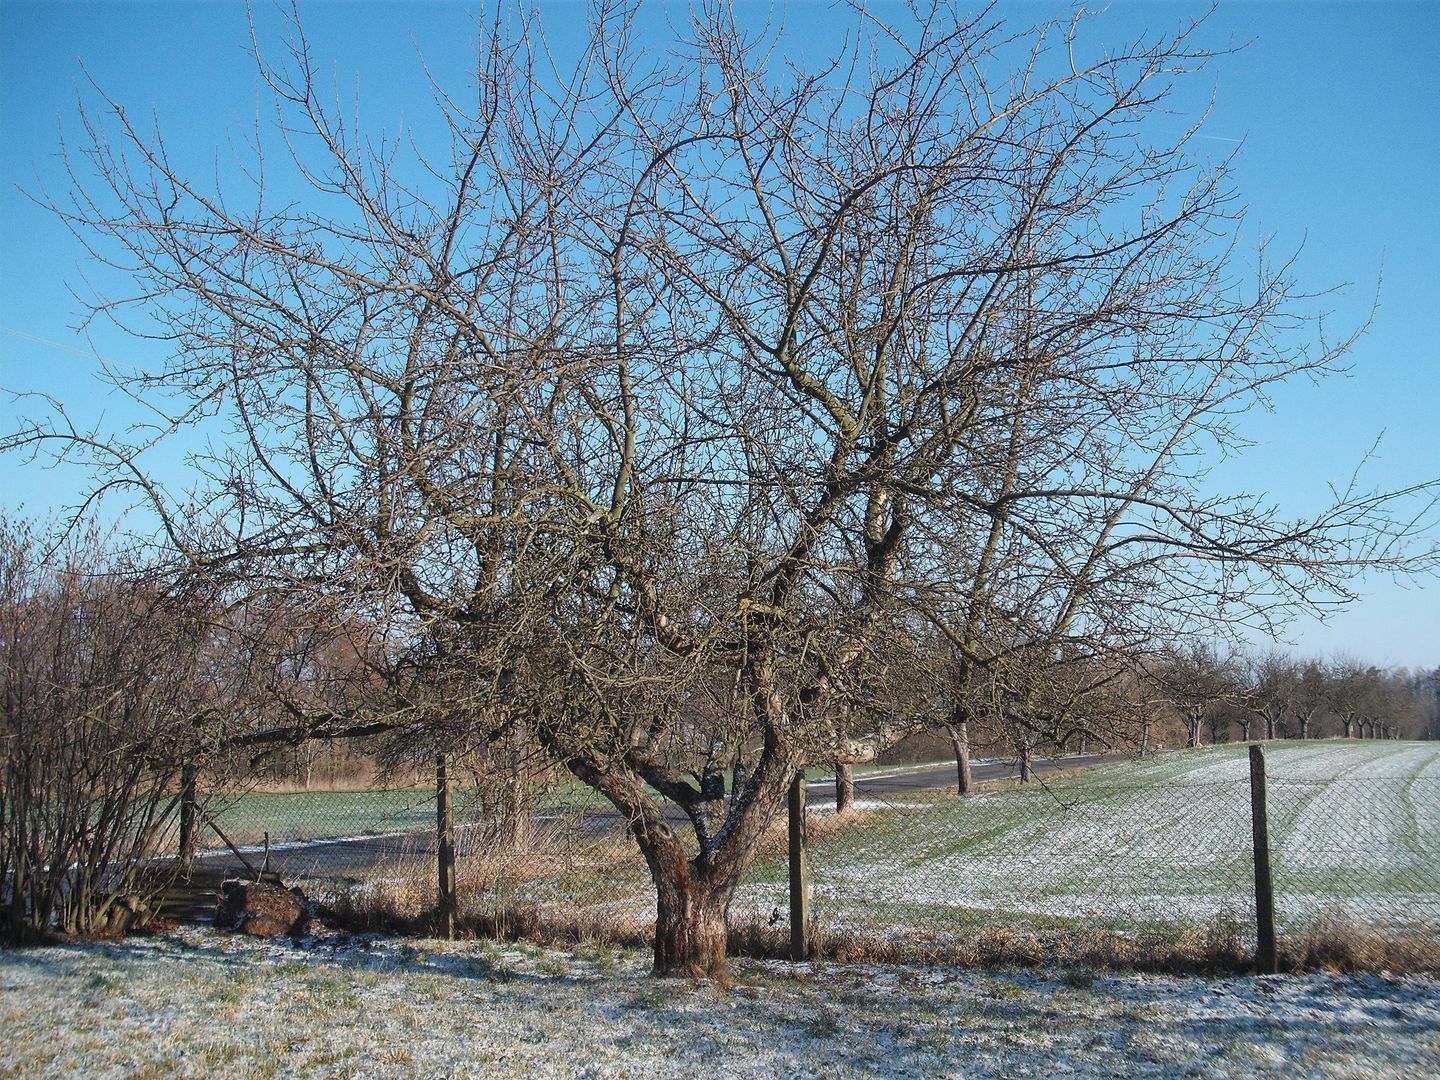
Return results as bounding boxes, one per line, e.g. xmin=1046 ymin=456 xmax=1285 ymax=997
xmin=806 ymin=752 xmax=1120 ymax=804
xmin=196 ymin=752 xmax=1121 ymax=880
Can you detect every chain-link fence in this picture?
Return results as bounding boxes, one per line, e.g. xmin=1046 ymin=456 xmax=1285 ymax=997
xmin=776 ymin=742 xmax=1440 ymax=965
xmin=185 ymin=780 xmax=654 ymax=931
xmin=184 ymin=741 xmax=1440 ymax=967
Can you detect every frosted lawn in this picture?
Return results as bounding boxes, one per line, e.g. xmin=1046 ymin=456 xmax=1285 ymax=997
xmin=2 ymin=927 xmax=1437 ymax=1079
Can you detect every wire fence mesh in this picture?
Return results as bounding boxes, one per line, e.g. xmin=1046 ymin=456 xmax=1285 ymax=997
xmin=184 ymin=741 xmax=1440 ymax=965
xmin=784 ymin=744 xmax=1440 ymax=962
xmin=793 ymin=777 xmax=1259 ymax=947
xmin=1266 ymin=774 xmax=1440 ymax=931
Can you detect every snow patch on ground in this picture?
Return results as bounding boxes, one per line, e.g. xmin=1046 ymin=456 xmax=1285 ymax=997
xmin=2 ymin=928 xmax=1437 ymax=1078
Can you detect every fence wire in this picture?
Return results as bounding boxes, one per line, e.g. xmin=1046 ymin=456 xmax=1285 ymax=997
xmin=791 ymin=778 xmax=1259 ymax=948
xmin=185 ymin=745 xmax=1440 ymax=963
xmin=1266 ymin=775 xmax=1440 ymax=931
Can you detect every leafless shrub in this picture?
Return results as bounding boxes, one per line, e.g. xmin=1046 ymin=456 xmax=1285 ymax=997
xmin=0 ymin=518 xmax=235 ymax=942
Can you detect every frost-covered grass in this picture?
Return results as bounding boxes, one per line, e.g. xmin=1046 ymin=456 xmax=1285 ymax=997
xmin=2 ymin=927 xmax=1437 ymax=1079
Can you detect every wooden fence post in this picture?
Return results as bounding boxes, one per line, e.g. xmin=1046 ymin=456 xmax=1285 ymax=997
xmin=436 ymin=753 xmax=457 ymax=941
xmin=178 ymin=764 xmax=197 ymax=874
xmin=1248 ymin=744 xmax=1278 ymax=974
xmin=788 ymin=769 xmax=810 ymax=961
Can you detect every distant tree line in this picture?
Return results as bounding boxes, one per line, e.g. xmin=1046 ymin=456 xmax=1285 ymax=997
xmin=1150 ymin=645 xmax=1436 ymax=748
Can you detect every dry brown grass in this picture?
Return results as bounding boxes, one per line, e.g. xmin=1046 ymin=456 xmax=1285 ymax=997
xmin=1279 ymin=917 xmax=1440 ymax=975
xmin=725 ymin=913 xmax=1259 ymax=973
xmin=318 ymin=819 xmax=651 ymax=944
xmin=315 ymin=883 xmax=1440 ymax=977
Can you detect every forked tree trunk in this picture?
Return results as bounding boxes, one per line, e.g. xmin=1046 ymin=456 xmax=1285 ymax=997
xmin=835 ymin=762 xmax=855 ymax=814
xmin=562 ymin=654 xmax=798 ymax=978
xmin=653 ymin=872 xmax=734 ymax=978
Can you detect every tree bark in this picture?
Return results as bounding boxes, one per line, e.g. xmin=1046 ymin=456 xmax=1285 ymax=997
xmin=835 ymin=762 xmax=855 ymax=814
xmin=652 ymin=868 xmax=735 ymax=978
xmin=1019 ymin=744 xmax=1034 ymax=784
xmin=436 ymin=754 xmax=457 ymax=941
xmin=178 ymin=764 xmax=197 ymax=873
xmin=945 ymin=722 xmax=973 ymax=796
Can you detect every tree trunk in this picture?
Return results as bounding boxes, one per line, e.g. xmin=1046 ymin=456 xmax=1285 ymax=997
xmin=1342 ymin=717 xmax=1354 ymax=739
xmin=178 ymin=765 xmax=197 ymax=872
xmin=1239 ymin=717 xmax=1252 ymax=742
xmin=945 ymin=723 xmax=973 ymax=796
xmin=652 ymin=871 xmax=735 ymax=978
xmin=436 ymin=754 xmax=457 ymax=940
xmin=834 ymin=762 xmax=854 ymax=814
xmin=1187 ymin=710 xmax=1203 ymax=749
xmin=8 ymin=849 xmax=28 ymax=944
xmin=1019 ymin=744 xmax=1033 ymax=784
xmin=1297 ymin=715 xmax=1309 ymax=739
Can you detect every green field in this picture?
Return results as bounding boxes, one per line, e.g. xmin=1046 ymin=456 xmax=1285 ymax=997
xmin=197 ymin=786 xmax=442 ymax=848
xmin=197 ymin=780 xmax=612 ymax=848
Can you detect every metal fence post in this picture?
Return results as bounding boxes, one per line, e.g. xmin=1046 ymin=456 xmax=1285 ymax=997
xmin=1248 ymin=744 xmax=1278 ymax=974
xmin=788 ymin=768 xmax=810 ymax=961
xmin=436 ymin=753 xmax=457 ymax=940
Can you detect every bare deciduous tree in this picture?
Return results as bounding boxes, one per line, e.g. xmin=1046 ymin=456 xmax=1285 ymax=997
xmin=7 ymin=1 xmax=1435 ymax=973
xmin=1246 ymin=653 xmax=1300 ymax=741
xmin=1152 ymin=645 xmax=1242 ymax=749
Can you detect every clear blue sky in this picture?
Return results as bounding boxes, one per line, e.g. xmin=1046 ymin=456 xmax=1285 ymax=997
xmin=1 ymin=0 xmax=1436 ymax=671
